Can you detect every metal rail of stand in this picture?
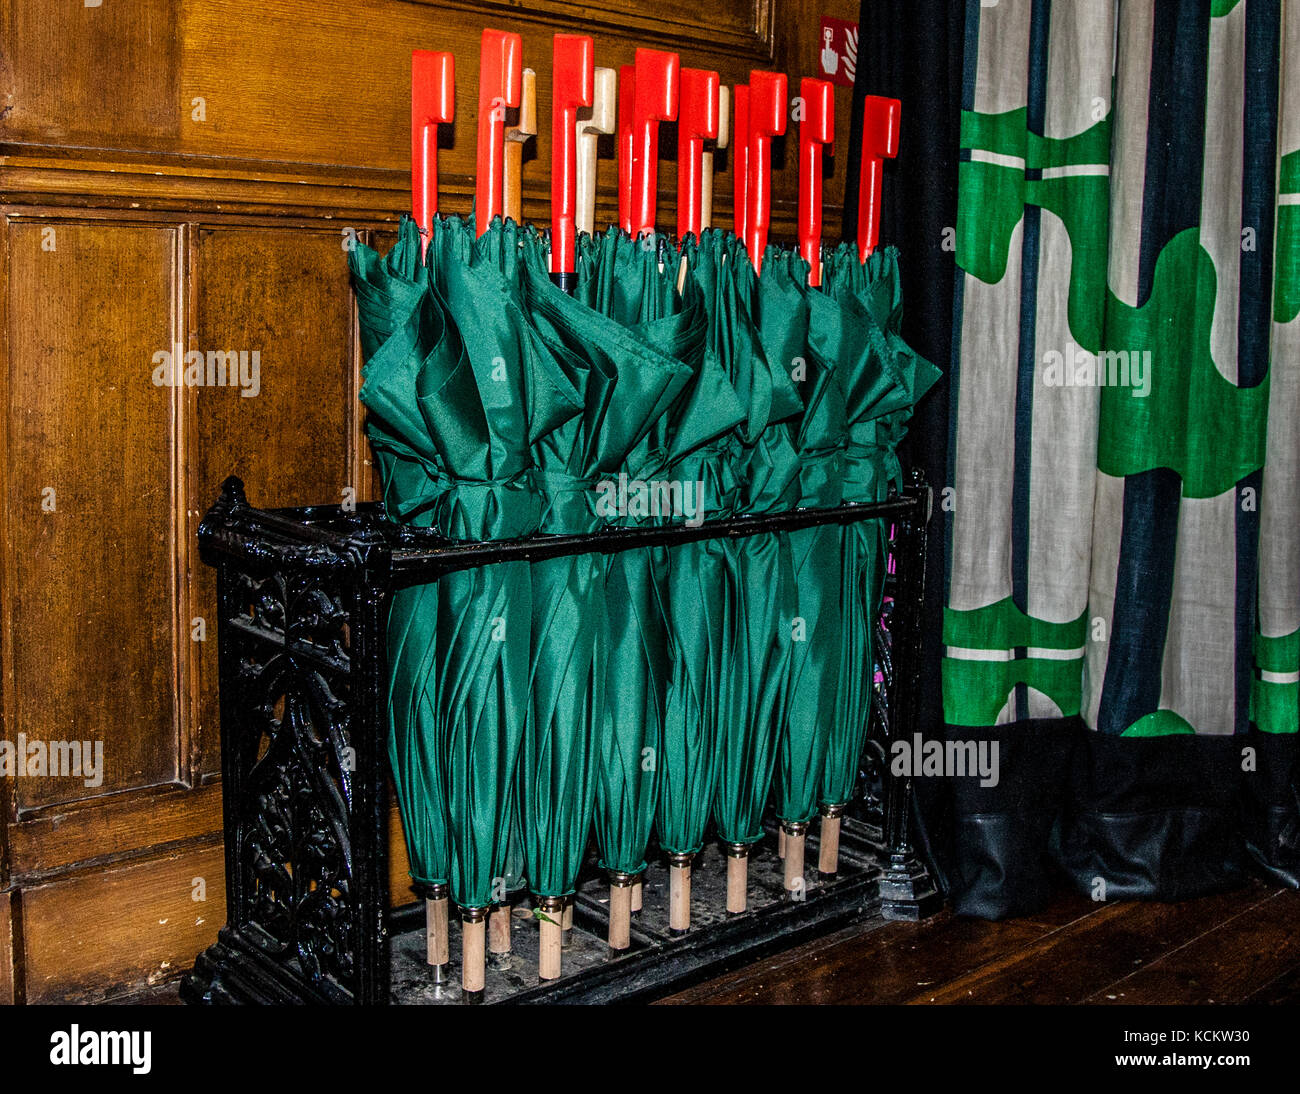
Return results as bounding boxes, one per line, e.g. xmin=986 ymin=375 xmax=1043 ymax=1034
xmin=181 ymin=470 xmax=941 ymax=1006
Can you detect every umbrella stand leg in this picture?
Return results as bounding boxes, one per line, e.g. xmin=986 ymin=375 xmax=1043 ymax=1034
xmin=631 ymin=876 xmax=644 ymax=914
xmin=782 ymin=822 xmax=808 ymax=900
xmin=724 ymin=843 xmax=750 ymax=915
xmin=537 ymin=895 xmax=565 ymax=980
xmin=461 ymin=907 xmax=488 ymax=1003
xmin=778 ymin=827 xmax=787 ymax=859
xmin=561 ymin=896 xmax=574 ymax=949
xmin=668 ymin=852 xmax=693 ymax=936
xmin=488 ymin=902 xmax=512 ymax=970
xmin=818 ymin=804 xmax=845 ymax=878
xmin=425 ymin=884 xmax=450 ymax=983
xmin=608 ymin=871 xmax=635 ymax=953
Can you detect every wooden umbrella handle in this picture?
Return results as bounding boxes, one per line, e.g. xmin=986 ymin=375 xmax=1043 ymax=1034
xmin=608 ymin=872 xmax=635 ymax=952
xmin=783 ymin=822 xmax=808 ymax=897
xmin=576 ymin=66 xmax=617 ymax=238
xmin=537 ymin=896 xmax=565 ymax=980
xmin=701 ymin=85 xmax=730 ymax=231
xmin=668 ymin=852 xmax=693 ymax=934
xmin=489 ymin=902 xmax=512 ymax=969
xmin=819 ymin=804 xmax=845 ymax=877
xmin=630 ymin=875 xmax=644 ymax=913
xmin=425 ymin=886 xmax=450 ymax=983
xmin=725 ymin=844 xmax=749 ymax=915
xmin=503 ymin=68 xmax=537 ymax=225
xmin=461 ymin=908 xmax=487 ymax=1001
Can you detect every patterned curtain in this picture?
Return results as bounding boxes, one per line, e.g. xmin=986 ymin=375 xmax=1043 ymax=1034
xmin=946 ymin=0 xmax=1299 ymax=916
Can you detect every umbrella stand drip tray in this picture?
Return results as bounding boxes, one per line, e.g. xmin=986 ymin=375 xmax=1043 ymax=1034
xmin=390 ymin=819 xmax=887 ymax=1005
xmin=181 ymin=473 xmax=940 ymax=1006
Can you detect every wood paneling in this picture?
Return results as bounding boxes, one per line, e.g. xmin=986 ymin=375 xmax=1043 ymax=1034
xmin=7 ymin=782 xmax=224 ymax=880
xmin=0 ymin=887 xmax=15 ymax=1004
xmin=0 ymin=0 xmax=180 ymax=146
xmin=2 ymin=0 xmax=863 ymax=240
xmin=189 ymin=226 xmax=357 ymax=777
xmin=20 ymin=841 xmax=224 ymax=1004
xmin=5 ymin=219 xmax=181 ymax=811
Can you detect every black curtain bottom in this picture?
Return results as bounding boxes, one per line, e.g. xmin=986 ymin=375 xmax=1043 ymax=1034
xmin=940 ymin=717 xmax=1299 ymax=919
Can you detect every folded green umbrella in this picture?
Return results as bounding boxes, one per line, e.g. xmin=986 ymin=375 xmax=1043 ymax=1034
xmin=516 ymin=238 xmax=693 ymax=975
xmin=414 ymin=219 xmax=582 ymax=998
xmin=705 ymin=239 xmax=804 ymax=911
xmin=573 ymin=231 xmax=709 ymax=946
xmin=751 ymin=246 xmax=850 ymax=892
xmin=350 ymin=217 xmax=457 ymax=978
xmin=818 ymin=245 xmax=940 ymax=855
xmin=656 ymin=231 xmax=777 ymax=930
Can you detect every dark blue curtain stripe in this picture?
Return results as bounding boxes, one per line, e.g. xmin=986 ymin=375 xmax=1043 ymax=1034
xmin=1097 ymin=467 xmax=1185 ymax=735
xmin=1239 ymin=0 xmax=1280 ymax=387
xmin=1235 ymin=2 xmax=1281 ymax=736
xmin=1136 ymin=0 xmax=1212 ymax=306
xmin=1010 ymin=0 xmax=1052 ymax=720
xmin=1099 ymin=1 xmax=1211 ymax=735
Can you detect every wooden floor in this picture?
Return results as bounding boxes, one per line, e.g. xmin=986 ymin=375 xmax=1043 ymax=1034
xmin=119 ymin=878 xmax=1300 ymax=1005
xmin=657 ymin=879 xmax=1300 ymax=1005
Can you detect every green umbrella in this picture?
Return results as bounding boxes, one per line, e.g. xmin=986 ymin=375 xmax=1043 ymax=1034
xmin=817 ymin=244 xmax=940 ymax=872
xmin=417 ymin=216 xmax=583 ymax=996
xmin=350 ymin=216 xmax=457 ymax=978
xmin=516 ymin=237 xmax=693 ymax=976
xmin=656 ymin=230 xmax=774 ymax=931
xmin=709 ymin=238 xmax=804 ymax=912
xmin=754 ymin=244 xmax=849 ymax=895
xmin=574 ymin=229 xmax=710 ymax=949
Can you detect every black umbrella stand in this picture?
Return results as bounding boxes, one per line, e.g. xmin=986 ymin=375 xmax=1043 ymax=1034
xmin=180 ymin=473 xmax=941 ymax=1006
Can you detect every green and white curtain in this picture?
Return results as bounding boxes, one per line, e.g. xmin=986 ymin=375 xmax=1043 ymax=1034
xmin=945 ymin=0 xmax=1299 ymax=915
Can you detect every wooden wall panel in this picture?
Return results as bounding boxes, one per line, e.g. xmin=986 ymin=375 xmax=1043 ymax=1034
xmin=20 ymin=842 xmax=224 ymax=1004
xmin=2 ymin=0 xmax=863 ymax=238
xmin=190 ymin=226 xmax=357 ymax=778
xmin=0 ymin=887 xmax=15 ymax=1004
xmin=4 ymin=219 xmax=181 ymax=812
xmin=0 ymin=0 xmax=180 ymax=146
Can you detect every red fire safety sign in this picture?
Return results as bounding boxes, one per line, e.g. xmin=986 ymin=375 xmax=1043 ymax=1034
xmin=818 ymin=16 xmax=859 ymax=88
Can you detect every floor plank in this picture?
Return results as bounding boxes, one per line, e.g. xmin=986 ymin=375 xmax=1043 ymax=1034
xmin=664 ymin=881 xmax=1300 ymax=1006
xmin=920 ymin=882 xmax=1277 ymax=1005
xmin=1087 ymin=889 xmax=1300 ymax=1005
xmin=660 ymin=906 xmax=1076 ymax=1005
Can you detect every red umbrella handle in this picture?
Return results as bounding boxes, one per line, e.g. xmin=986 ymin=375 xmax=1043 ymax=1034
xmin=676 ymin=68 xmax=719 ymax=243
xmin=857 ymin=95 xmax=901 ymax=262
xmin=798 ymin=77 xmax=834 ymax=287
xmin=617 ymin=64 xmax=636 ymax=235
xmin=411 ymin=50 xmax=455 ymax=259
xmin=551 ymin=34 xmax=595 ymax=283
xmin=732 ymin=84 xmax=750 ymax=242
xmin=745 ymin=70 xmax=787 ymax=273
xmin=475 ymin=29 xmax=523 ymax=237
xmin=631 ymin=48 xmax=680 ymax=238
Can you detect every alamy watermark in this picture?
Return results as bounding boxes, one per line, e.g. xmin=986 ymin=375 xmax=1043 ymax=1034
xmin=0 ymin=734 xmax=104 ymax=788
xmin=1042 ymin=342 xmax=1152 ymax=398
xmin=152 ymin=346 xmax=261 ymax=397
xmin=595 ymin=473 xmax=707 ymax=528
xmin=890 ymin=732 xmax=1000 ymax=788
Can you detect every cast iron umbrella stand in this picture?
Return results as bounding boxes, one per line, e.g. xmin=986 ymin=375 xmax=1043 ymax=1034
xmin=181 ymin=471 xmax=940 ymax=1006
